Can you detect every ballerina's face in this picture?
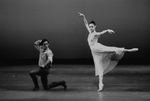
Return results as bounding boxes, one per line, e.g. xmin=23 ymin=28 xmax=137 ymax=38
xmin=89 ymin=23 xmax=96 ymax=33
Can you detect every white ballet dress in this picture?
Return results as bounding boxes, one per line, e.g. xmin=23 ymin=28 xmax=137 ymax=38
xmin=87 ymin=33 xmax=124 ymax=76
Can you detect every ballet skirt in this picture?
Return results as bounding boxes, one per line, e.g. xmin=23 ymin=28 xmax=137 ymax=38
xmin=87 ymin=33 xmax=124 ymax=76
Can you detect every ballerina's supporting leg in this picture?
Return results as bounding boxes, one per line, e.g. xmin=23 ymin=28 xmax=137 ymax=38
xmin=98 ymin=68 xmax=104 ymax=92
xmin=98 ymin=75 xmax=104 ymax=92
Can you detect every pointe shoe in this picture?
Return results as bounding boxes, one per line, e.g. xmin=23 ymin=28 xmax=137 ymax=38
xmin=131 ymin=48 xmax=138 ymax=51
xmin=125 ymin=48 xmax=138 ymax=52
xmin=98 ymin=89 xmax=103 ymax=92
xmin=128 ymin=48 xmax=138 ymax=52
xmin=98 ymin=84 xmax=104 ymax=92
xmin=33 ymin=86 xmax=39 ymax=91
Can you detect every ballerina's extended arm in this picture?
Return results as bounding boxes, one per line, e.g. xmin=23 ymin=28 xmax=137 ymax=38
xmin=78 ymin=12 xmax=91 ymax=33
xmin=97 ymin=29 xmax=115 ymax=36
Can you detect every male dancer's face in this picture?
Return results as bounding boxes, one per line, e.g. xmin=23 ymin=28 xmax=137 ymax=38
xmin=41 ymin=41 xmax=49 ymax=50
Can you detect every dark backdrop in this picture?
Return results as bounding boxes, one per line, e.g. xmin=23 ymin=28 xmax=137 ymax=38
xmin=0 ymin=0 xmax=150 ymax=65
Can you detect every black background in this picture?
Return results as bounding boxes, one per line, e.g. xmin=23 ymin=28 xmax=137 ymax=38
xmin=0 ymin=0 xmax=150 ymax=65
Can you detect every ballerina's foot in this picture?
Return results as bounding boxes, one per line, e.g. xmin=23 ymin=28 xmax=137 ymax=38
xmin=98 ymin=84 xmax=104 ymax=92
xmin=98 ymin=88 xmax=103 ymax=92
xmin=128 ymin=48 xmax=138 ymax=52
xmin=124 ymin=48 xmax=138 ymax=52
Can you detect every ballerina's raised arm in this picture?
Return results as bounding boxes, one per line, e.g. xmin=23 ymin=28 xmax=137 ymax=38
xmin=78 ymin=12 xmax=91 ymax=33
xmin=78 ymin=12 xmax=115 ymax=36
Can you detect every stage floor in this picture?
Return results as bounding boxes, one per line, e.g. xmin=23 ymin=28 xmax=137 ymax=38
xmin=0 ymin=65 xmax=150 ymax=101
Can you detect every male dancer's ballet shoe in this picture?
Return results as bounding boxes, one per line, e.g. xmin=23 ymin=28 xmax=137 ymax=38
xmin=33 ymin=86 xmax=39 ymax=91
xmin=62 ymin=80 xmax=67 ymax=90
xmin=48 ymin=80 xmax=67 ymax=90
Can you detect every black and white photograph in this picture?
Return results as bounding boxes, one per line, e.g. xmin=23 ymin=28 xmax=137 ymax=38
xmin=0 ymin=0 xmax=150 ymax=101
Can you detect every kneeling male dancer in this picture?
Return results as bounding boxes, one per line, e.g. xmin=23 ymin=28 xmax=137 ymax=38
xmin=29 ymin=39 xmax=67 ymax=91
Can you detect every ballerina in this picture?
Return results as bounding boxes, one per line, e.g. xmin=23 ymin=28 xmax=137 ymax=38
xmin=78 ymin=12 xmax=138 ymax=91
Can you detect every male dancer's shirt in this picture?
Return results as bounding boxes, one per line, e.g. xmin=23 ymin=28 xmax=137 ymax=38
xmin=38 ymin=48 xmax=53 ymax=68
xmin=34 ymin=40 xmax=53 ymax=68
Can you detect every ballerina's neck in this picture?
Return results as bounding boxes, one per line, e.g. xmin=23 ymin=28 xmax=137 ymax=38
xmin=90 ymin=31 xmax=97 ymax=34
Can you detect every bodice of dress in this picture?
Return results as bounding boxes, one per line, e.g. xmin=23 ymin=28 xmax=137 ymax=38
xmin=87 ymin=33 xmax=99 ymax=47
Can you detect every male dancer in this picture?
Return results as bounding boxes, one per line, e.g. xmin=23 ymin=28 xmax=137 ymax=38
xmin=29 ymin=39 xmax=67 ymax=91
